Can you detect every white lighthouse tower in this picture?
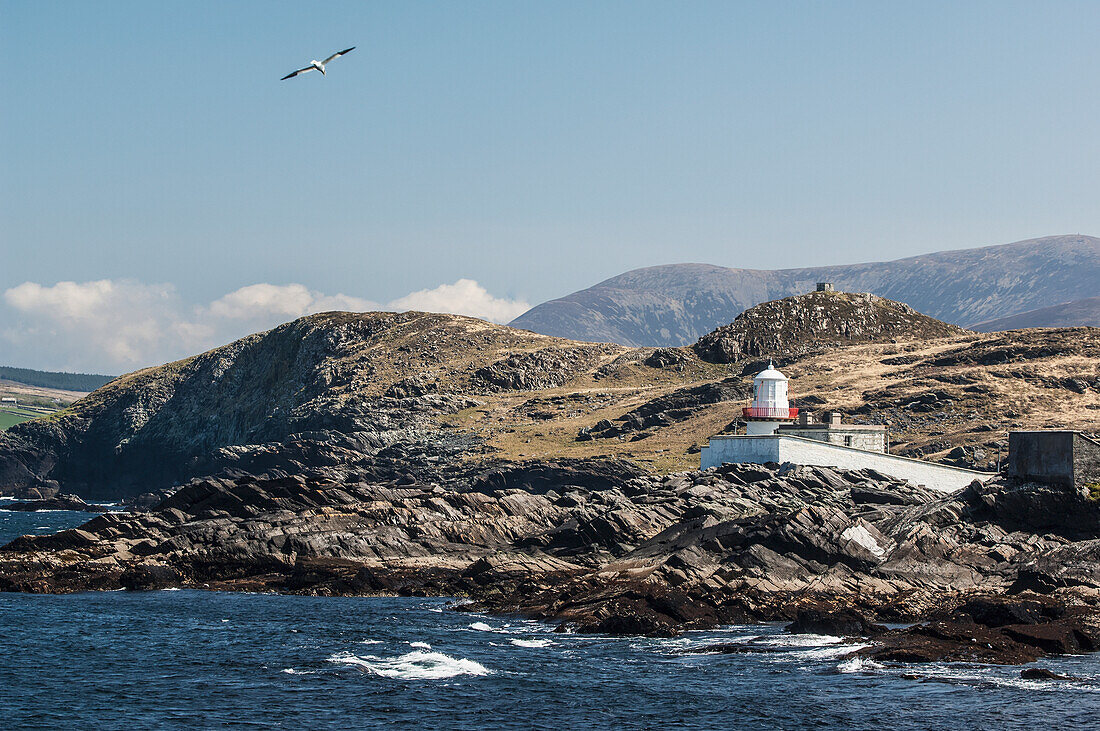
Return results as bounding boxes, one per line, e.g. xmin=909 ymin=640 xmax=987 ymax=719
xmin=743 ymin=362 xmax=798 ymax=435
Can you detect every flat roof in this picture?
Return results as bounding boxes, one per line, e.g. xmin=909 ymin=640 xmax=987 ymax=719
xmin=778 ymin=424 xmax=885 ymax=431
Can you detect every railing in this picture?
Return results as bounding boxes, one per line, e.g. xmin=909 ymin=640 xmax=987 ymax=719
xmin=743 ymin=406 xmax=799 ymax=419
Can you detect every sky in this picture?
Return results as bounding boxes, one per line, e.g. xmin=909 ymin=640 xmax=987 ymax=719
xmin=3 ymin=1 xmax=1100 ymax=373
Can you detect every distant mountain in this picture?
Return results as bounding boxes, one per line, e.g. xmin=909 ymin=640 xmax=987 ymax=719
xmin=0 ymin=366 xmax=114 ymax=393
xmin=971 ymin=296 xmax=1100 ymax=332
xmin=509 ymin=235 xmax=1100 ymax=346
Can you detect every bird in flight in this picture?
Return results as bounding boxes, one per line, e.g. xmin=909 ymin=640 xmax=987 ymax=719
xmin=281 ymin=47 xmax=356 ymax=80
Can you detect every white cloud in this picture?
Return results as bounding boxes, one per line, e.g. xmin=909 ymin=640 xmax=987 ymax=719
xmin=388 ymin=278 xmax=530 ymax=324
xmin=3 ymin=280 xmax=183 ymax=367
xmin=1 ymin=278 xmax=529 ymax=374
xmin=206 ymin=284 xmax=378 ymax=321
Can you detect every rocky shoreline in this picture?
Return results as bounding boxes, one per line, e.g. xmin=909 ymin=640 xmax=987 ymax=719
xmin=2 ymin=458 xmax=1098 ymax=665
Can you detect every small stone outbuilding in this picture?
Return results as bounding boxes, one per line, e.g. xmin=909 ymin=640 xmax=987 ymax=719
xmin=776 ymin=411 xmax=886 ymax=453
xmin=1007 ymin=431 xmax=1100 ymax=487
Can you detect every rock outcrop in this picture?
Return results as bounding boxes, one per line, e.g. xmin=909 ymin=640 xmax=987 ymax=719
xmin=3 ymin=458 xmax=1099 ymax=665
xmin=693 ymin=290 xmax=965 ymax=363
xmin=0 ymin=312 xmax=624 ymax=500
xmin=4 ymin=302 xmax=1100 ymax=502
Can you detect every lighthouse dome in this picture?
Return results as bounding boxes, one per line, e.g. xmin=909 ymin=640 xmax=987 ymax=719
xmin=753 ymin=363 xmax=788 ymax=383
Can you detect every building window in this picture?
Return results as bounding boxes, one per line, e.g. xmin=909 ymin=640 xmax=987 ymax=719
xmin=844 ymin=435 xmax=852 ymax=447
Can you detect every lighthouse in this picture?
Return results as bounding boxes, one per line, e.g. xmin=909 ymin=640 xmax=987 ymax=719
xmin=742 ymin=362 xmax=798 ymax=435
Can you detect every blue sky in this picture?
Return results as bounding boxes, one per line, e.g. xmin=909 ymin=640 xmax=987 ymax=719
xmin=3 ymin=1 xmax=1100 ymax=372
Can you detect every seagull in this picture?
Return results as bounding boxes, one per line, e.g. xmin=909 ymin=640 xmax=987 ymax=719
xmin=281 ymin=47 xmax=356 ymax=80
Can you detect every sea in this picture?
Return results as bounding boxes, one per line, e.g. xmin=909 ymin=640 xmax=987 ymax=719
xmin=1 ymin=503 xmax=1099 ymax=730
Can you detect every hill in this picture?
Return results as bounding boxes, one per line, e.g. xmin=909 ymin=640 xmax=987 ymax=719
xmin=3 ymin=302 xmax=1100 ymax=500
xmin=509 ymin=234 xmax=1100 ymax=346
xmin=971 ymin=296 xmax=1100 ymax=332
xmin=693 ymin=290 xmax=965 ymax=362
xmin=0 ymin=366 xmax=114 ymax=393
xmin=3 ymin=308 xmax=1100 ymax=648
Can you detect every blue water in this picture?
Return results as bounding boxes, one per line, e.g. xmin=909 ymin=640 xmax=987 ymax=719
xmin=2 ymin=507 xmax=1099 ymax=729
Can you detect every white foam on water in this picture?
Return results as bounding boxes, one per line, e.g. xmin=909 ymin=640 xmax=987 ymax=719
xmin=510 ymin=638 xmax=554 ymax=648
xmin=158 ymin=587 xmax=181 ymax=591
xmin=408 ymin=641 xmax=431 ymax=650
xmin=753 ymin=633 xmax=844 ymax=648
xmin=280 ymin=668 xmax=316 ymax=675
xmin=796 ymin=643 xmax=870 ymax=661
xmin=327 ymin=650 xmax=491 ymax=680
xmin=837 ymin=656 xmax=885 ymax=674
xmin=468 ymin=621 xmax=494 ymax=632
xmin=359 ymin=639 xmax=381 ymax=645
xmin=911 ymin=664 xmax=1100 ymax=692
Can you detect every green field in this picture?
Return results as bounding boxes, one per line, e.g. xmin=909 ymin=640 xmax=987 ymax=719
xmin=0 ymin=408 xmax=45 ymax=431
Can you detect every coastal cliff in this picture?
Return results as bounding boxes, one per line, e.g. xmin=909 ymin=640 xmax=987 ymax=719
xmin=2 ymin=460 xmax=1098 ymax=663
xmin=5 ymin=297 xmax=1100 ymax=499
xmin=3 ymin=296 xmax=1100 ymax=660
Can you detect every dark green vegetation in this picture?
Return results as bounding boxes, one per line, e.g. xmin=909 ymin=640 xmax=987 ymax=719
xmin=0 ymin=367 xmax=113 ymax=393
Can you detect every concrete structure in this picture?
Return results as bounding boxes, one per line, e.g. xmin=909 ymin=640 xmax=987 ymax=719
xmin=0 ymin=397 xmax=15 ymax=406
xmin=1007 ymin=431 xmax=1100 ymax=487
xmin=700 ymin=434 xmax=993 ymax=493
xmin=743 ymin=363 xmax=798 ymax=436
xmin=816 ymin=282 xmax=835 ymax=292
xmin=777 ymin=411 xmax=886 ymax=452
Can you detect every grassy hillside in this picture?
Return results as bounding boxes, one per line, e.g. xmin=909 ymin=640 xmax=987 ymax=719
xmin=5 ymin=299 xmax=1100 ymax=500
xmin=0 ymin=407 xmax=43 ymax=431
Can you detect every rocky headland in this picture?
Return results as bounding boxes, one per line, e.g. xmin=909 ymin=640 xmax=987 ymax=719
xmin=2 ymin=459 xmax=1099 ymax=665
xmin=3 ymin=295 xmax=1100 ymax=664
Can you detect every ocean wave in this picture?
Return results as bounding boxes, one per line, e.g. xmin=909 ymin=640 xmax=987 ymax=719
xmin=756 ymin=633 xmax=844 ymax=648
xmin=408 ymin=641 xmax=431 ymax=649
xmin=908 ymin=664 xmax=1100 ymax=691
xmin=837 ymin=657 xmax=885 ymax=674
xmin=795 ymin=643 xmax=870 ymax=661
xmin=468 ymin=621 xmax=494 ymax=632
xmin=280 ymin=668 xmax=316 ymax=675
xmin=510 ymin=638 xmax=554 ymax=648
xmin=327 ymin=650 xmax=491 ymax=680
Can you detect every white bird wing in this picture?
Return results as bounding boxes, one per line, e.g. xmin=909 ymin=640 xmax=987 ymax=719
xmin=322 ymin=46 xmax=355 ymax=65
xmin=281 ymin=65 xmax=316 ymax=80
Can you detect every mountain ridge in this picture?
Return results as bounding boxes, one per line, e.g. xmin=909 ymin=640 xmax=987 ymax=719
xmin=972 ymin=295 xmax=1100 ymax=332
xmin=510 ymin=234 xmax=1100 ymax=346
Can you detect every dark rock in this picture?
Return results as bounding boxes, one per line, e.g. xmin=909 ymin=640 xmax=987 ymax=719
xmin=785 ymin=608 xmax=885 ymax=637
xmin=2 ymin=494 xmax=106 ymax=512
xmin=120 ymin=563 xmax=184 ymax=590
xmin=1020 ymin=667 xmax=1077 ymax=681
xmin=643 ymin=348 xmax=692 ymax=370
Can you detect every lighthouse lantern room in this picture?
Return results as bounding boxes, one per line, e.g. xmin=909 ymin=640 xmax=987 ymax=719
xmin=743 ymin=362 xmax=798 ymax=435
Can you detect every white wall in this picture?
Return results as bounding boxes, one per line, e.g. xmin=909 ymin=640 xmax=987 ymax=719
xmin=700 ymin=435 xmax=993 ymax=493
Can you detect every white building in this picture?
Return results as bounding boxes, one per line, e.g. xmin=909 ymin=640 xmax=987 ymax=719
xmin=743 ymin=363 xmax=798 ymax=435
xmin=700 ymin=362 xmax=994 ymax=493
